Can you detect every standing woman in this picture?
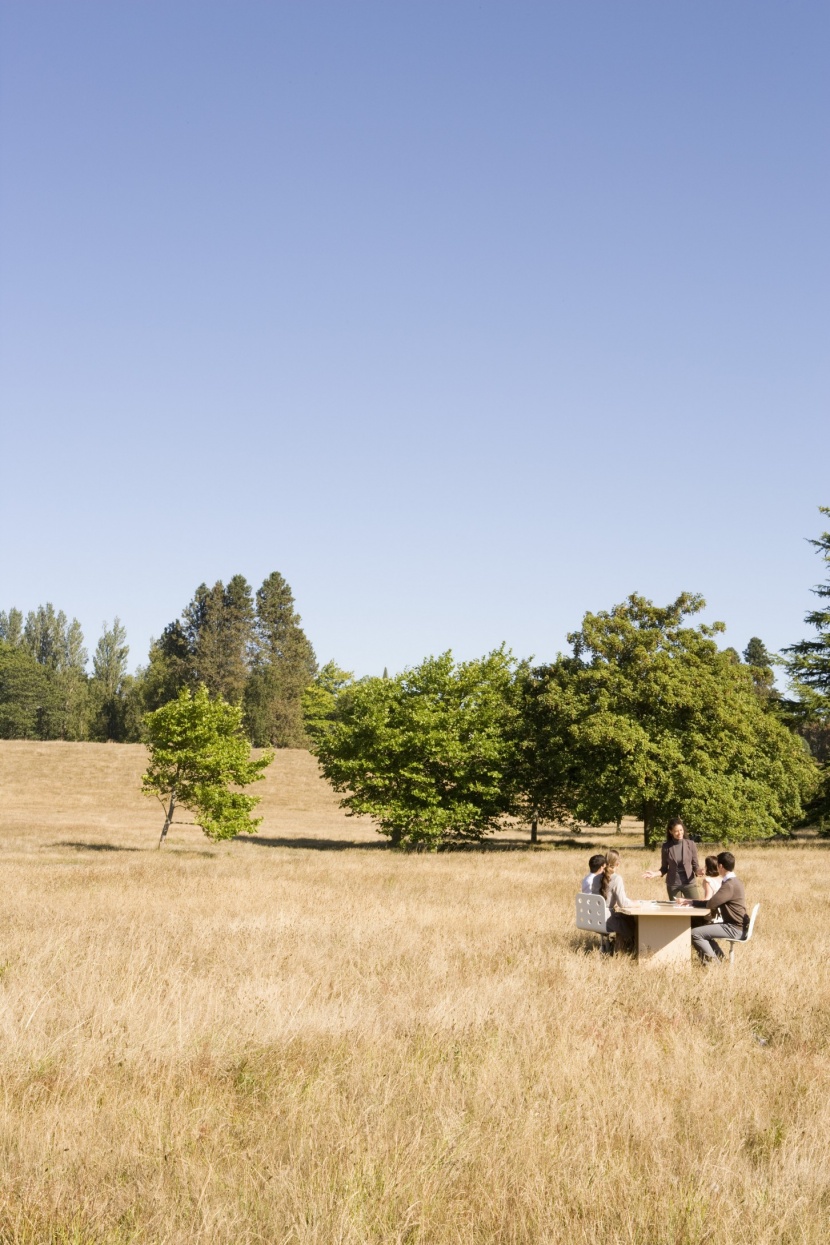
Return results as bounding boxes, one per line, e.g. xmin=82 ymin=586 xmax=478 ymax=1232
xmin=643 ymin=817 xmax=703 ymax=900
xmin=591 ymin=849 xmax=636 ymax=952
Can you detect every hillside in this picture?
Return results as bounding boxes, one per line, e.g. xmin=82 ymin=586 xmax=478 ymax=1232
xmin=0 ymin=740 xmax=376 ymax=854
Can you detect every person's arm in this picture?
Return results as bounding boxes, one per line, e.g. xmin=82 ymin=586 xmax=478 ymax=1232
xmin=643 ymin=842 xmax=668 ymax=880
xmin=702 ymin=877 xmax=713 ymax=901
xmin=684 ymin=878 xmax=735 ymax=911
xmin=613 ymin=873 xmax=630 ymax=909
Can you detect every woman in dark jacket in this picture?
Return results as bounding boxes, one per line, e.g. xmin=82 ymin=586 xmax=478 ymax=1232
xmin=642 ymin=817 xmax=703 ymax=900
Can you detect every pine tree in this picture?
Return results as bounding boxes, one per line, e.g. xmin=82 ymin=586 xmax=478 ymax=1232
xmin=90 ymin=619 xmax=130 ymax=740
xmin=182 ymin=576 xmax=254 ymax=703
xmin=0 ymin=609 xmax=24 ymax=646
xmin=244 ymin=572 xmax=317 ymax=747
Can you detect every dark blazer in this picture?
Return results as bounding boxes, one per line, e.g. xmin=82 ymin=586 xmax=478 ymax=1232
xmin=660 ymin=837 xmax=700 ymax=889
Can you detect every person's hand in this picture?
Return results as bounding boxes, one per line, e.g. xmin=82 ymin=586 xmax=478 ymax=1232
xmin=675 ymin=898 xmax=692 ymax=906
xmin=642 ymin=869 xmax=659 ymax=879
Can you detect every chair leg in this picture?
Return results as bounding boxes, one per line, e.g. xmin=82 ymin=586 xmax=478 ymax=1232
xmin=729 ymin=944 xmax=735 ymax=966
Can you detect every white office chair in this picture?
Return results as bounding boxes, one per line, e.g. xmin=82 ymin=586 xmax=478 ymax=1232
xmin=575 ymin=893 xmax=613 ymax=954
xmin=718 ymin=903 xmax=760 ymax=965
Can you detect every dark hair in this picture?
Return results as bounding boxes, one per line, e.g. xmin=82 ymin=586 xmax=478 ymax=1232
xmin=704 ymin=855 xmax=719 ymax=877
xmin=666 ymin=817 xmax=686 ymax=840
xmin=599 ymin=849 xmax=620 ymax=901
xmin=717 ymin=851 xmax=735 ymax=872
xmin=589 ymin=854 xmax=606 ymax=874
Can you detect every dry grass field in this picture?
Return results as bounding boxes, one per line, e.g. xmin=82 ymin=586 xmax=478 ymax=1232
xmin=1 ymin=742 xmax=829 ymax=1244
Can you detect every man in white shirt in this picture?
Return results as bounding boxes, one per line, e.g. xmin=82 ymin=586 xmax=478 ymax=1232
xmin=581 ymin=854 xmax=607 ymax=893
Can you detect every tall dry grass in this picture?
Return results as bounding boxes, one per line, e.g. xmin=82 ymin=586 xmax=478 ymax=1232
xmin=0 ymin=743 xmax=828 ymax=1243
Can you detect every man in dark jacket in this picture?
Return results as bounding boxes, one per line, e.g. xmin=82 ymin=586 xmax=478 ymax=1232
xmin=643 ymin=817 xmax=703 ymax=899
xmin=678 ymin=851 xmax=747 ymax=962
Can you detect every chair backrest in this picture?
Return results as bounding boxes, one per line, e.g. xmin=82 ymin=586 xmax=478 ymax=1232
xmin=744 ymin=903 xmax=760 ymax=940
xmin=575 ymin=892 xmax=608 ymax=933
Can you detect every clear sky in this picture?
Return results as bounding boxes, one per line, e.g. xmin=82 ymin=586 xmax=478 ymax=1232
xmin=1 ymin=1 xmax=828 ymax=677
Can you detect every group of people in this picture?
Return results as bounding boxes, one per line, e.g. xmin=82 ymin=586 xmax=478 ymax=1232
xmin=580 ymin=817 xmax=749 ymax=963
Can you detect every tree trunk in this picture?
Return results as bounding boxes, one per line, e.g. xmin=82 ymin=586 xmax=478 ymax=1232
xmin=530 ymin=816 xmax=538 ymax=845
xmin=390 ymin=825 xmax=402 ymax=849
xmin=642 ymin=801 xmax=657 ymax=848
xmin=158 ymin=794 xmax=175 ymax=849
xmin=616 ymin=817 xmax=622 ymax=835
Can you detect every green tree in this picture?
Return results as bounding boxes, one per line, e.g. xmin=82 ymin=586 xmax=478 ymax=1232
xmin=785 ymin=507 xmax=830 ymax=825
xmin=90 ymin=618 xmax=130 ymax=741
xmin=312 ymin=649 xmax=518 ymax=848
xmin=302 ymin=660 xmax=353 ymax=740
xmin=0 ymin=642 xmax=63 ymax=738
xmin=143 ymin=621 xmax=193 ymax=711
xmin=0 ymin=608 xmax=24 ymax=647
xmin=245 ymin=572 xmax=317 ymax=747
xmin=183 ymin=576 xmax=255 ymax=703
xmin=142 ymin=685 xmax=273 ymax=847
xmin=785 ymin=507 xmax=830 ymax=712
xmin=523 ymin=594 xmax=816 ymax=846
xmin=742 ymin=636 xmax=779 ymax=700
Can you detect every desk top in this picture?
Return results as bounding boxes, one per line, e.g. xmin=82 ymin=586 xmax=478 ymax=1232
xmin=619 ymin=903 xmax=695 ymax=918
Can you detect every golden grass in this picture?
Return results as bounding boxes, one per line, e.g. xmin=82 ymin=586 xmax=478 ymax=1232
xmin=0 ymin=742 xmax=828 ymax=1243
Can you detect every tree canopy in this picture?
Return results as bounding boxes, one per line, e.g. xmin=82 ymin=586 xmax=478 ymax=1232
xmin=310 ymin=649 xmax=519 ymax=848
xmin=520 ymin=594 xmax=816 ymax=845
xmin=142 ymin=685 xmax=273 ymax=845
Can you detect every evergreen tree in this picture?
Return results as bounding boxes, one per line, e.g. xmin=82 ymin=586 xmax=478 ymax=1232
xmin=90 ymin=618 xmax=130 ymax=740
xmin=245 ymin=572 xmax=317 ymax=747
xmin=182 ymin=576 xmax=254 ymax=703
xmin=785 ymin=507 xmax=830 ymax=708
xmin=0 ymin=642 xmax=63 ymax=738
xmin=742 ymin=635 xmax=778 ymax=699
xmin=0 ymin=609 xmax=24 ymax=647
xmin=143 ymin=621 xmax=193 ymax=711
xmin=785 ymin=506 xmax=830 ymax=824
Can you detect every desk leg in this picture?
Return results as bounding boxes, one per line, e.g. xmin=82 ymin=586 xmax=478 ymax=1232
xmin=636 ymin=916 xmax=691 ymax=968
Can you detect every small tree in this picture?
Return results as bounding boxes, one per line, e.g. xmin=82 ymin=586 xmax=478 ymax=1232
xmin=312 ymin=649 xmax=518 ymax=848
xmin=143 ymin=685 xmax=273 ymax=847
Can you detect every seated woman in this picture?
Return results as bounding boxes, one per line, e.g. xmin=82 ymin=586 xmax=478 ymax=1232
xmin=591 ymin=849 xmax=636 ymax=953
xmin=701 ymin=856 xmax=722 ymax=902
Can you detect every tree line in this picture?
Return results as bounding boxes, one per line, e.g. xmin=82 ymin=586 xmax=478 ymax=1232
xmin=3 ymin=510 xmax=829 ymax=847
xmin=0 ymin=572 xmax=316 ymax=747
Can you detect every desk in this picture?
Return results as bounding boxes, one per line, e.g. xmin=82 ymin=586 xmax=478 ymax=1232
xmin=619 ymin=903 xmax=693 ymax=968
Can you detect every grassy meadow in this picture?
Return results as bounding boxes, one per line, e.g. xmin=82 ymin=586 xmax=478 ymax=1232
xmin=0 ymin=742 xmax=829 ymax=1243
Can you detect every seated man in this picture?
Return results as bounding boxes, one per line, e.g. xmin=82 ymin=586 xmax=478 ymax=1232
xmin=677 ymin=851 xmax=747 ymax=963
xmin=581 ymin=854 xmax=606 ymax=894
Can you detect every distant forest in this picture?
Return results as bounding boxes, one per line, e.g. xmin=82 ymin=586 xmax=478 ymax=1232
xmin=0 ymin=572 xmax=316 ymax=746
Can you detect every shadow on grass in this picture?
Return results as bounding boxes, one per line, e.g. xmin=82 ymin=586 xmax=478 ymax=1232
xmin=49 ymin=841 xmax=144 ymax=853
xmin=234 ymin=835 xmax=387 ymax=851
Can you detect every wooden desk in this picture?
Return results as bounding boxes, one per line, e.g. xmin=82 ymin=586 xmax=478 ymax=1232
xmin=619 ymin=903 xmax=693 ymax=968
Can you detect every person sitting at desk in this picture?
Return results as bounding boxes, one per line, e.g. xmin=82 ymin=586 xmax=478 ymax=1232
xmin=701 ymin=855 xmax=722 ymax=902
xmin=676 ymin=851 xmax=747 ymax=963
xmin=581 ymin=854 xmax=606 ymax=894
xmin=591 ymin=849 xmax=636 ymax=953
xmin=642 ymin=817 xmax=703 ymax=899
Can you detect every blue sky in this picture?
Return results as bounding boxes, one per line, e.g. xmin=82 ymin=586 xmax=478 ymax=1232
xmin=1 ymin=2 xmax=827 ymax=677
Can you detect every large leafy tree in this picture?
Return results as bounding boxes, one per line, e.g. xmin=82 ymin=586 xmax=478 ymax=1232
xmin=245 ymin=572 xmax=317 ymax=747
xmin=523 ymin=594 xmax=816 ymax=845
xmin=311 ymin=649 xmax=518 ymax=848
xmin=142 ymin=685 xmax=273 ymax=846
